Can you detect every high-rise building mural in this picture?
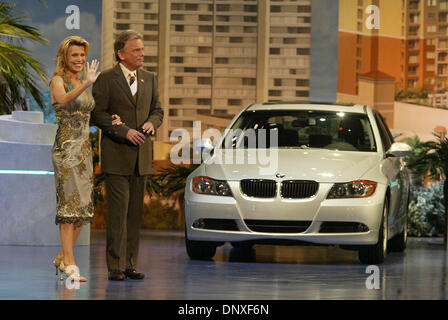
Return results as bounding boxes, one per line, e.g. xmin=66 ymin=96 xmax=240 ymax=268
xmin=338 ymin=0 xmax=448 ymax=98
xmin=101 ymin=0 xmax=313 ymax=143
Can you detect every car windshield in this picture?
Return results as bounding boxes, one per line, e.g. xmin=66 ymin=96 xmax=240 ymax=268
xmin=222 ymin=109 xmax=377 ymax=152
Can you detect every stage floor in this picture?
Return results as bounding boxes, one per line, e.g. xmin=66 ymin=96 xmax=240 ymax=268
xmin=0 ymin=230 xmax=447 ymax=300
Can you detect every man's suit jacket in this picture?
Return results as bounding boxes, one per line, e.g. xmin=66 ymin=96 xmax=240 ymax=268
xmin=92 ymin=64 xmax=164 ymax=176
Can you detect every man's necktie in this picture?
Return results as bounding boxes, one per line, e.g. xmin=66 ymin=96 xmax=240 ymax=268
xmin=129 ymin=74 xmax=137 ymax=103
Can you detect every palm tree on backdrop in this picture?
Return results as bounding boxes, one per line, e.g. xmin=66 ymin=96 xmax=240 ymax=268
xmin=0 ymin=2 xmax=48 ymax=115
xmin=148 ymin=163 xmax=199 ymax=228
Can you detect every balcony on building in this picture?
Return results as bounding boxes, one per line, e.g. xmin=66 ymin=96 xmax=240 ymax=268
xmin=441 ymin=0 xmax=448 ymax=10
xmin=408 ymin=26 xmax=420 ymax=37
xmin=408 ymin=40 xmax=419 ymax=51
xmin=409 ymin=0 xmax=420 ymax=10
xmin=437 ymin=65 xmax=448 ymax=76
xmin=438 ymin=51 xmax=448 ymax=62
xmin=409 ymin=13 xmax=420 ymax=24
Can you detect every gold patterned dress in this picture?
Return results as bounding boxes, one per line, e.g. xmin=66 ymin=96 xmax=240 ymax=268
xmin=52 ymin=78 xmax=95 ymax=225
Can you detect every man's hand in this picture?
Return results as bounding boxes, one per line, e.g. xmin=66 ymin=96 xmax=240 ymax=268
xmin=126 ymin=129 xmax=146 ymax=145
xmin=141 ymin=121 xmax=155 ymax=136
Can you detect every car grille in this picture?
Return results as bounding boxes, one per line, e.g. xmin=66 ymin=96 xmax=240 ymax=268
xmin=240 ymin=179 xmax=277 ymax=198
xmin=240 ymin=179 xmax=319 ymax=199
xmin=280 ymin=180 xmax=319 ymax=198
xmin=244 ymin=220 xmax=312 ymax=233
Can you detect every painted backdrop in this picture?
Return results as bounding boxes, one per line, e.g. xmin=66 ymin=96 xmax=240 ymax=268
xmin=8 ymin=0 xmax=102 ymax=122
xmin=9 ymin=0 xmax=338 ymax=121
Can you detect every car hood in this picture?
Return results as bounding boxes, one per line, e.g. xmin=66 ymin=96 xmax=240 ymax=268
xmin=203 ymin=148 xmax=382 ymax=182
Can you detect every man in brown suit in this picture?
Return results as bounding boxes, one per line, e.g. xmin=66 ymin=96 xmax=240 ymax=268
xmin=92 ymin=30 xmax=163 ymax=281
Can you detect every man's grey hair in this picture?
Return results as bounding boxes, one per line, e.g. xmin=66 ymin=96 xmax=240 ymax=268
xmin=114 ymin=30 xmax=143 ymax=61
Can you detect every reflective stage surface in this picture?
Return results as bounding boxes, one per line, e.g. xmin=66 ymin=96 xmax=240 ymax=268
xmin=0 ymin=230 xmax=447 ymax=300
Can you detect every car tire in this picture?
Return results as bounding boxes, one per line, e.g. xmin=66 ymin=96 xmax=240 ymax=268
xmin=358 ymin=198 xmax=388 ymax=264
xmin=185 ymin=229 xmax=217 ymax=260
xmin=388 ymin=193 xmax=409 ymax=253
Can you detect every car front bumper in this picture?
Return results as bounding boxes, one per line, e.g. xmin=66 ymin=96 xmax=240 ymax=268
xmin=185 ymin=182 xmax=387 ymax=246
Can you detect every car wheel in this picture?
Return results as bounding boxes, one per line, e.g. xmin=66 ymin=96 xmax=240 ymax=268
xmin=358 ymin=198 xmax=388 ymax=264
xmin=388 ymin=193 xmax=409 ymax=252
xmin=231 ymin=241 xmax=254 ymax=250
xmin=185 ymin=229 xmax=217 ymax=260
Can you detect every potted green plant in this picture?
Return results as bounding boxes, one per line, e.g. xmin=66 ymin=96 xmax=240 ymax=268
xmin=404 ymin=133 xmax=448 ymax=245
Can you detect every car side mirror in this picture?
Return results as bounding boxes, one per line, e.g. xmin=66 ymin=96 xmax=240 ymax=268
xmin=386 ymin=142 xmax=413 ymax=158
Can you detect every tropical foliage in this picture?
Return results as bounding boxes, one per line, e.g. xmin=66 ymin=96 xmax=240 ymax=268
xmin=403 ymin=134 xmax=448 ymax=236
xmin=404 ymin=133 xmax=448 ymax=185
xmin=147 ymin=163 xmax=199 ymax=229
xmin=395 ymin=87 xmax=428 ymax=101
xmin=142 ymin=199 xmax=181 ymax=230
xmin=90 ymin=129 xmax=105 ymax=204
xmin=0 ymin=2 xmax=48 ymax=114
xmin=408 ymin=182 xmax=446 ymax=237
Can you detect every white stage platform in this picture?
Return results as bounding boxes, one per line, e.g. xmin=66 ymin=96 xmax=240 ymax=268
xmin=0 ymin=111 xmax=90 ymax=245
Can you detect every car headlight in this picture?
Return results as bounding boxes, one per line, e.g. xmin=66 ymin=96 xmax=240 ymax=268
xmin=327 ymin=180 xmax=377 ymax=199
xmin=192 ymin=176 xmax=233 ymax=196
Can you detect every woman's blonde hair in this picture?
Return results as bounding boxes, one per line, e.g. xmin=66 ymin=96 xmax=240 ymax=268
xmin=54 ymin=36 xmax=90 ymax=79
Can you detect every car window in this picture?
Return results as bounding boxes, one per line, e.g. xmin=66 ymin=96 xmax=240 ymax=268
xmin=223 ymin=110 xmax=377 ymax=152
xmin=376 ymin=111 xmax=394 ymax=143
xmin=373 ymin=111 xmax=392 ymax=152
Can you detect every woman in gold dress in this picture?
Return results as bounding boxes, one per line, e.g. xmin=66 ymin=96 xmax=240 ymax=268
xmin=50 ymin=36 xmax=121 ymax=282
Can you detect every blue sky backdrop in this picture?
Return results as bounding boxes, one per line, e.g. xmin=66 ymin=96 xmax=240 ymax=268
xmin=9 ymin=0 xmax=102 ymax=91
xmin=6 ymin=0 xmax=102 ymax=121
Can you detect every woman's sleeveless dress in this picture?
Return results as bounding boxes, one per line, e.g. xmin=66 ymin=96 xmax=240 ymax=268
xmin=52 ymin=79 xmax=95 ymax=226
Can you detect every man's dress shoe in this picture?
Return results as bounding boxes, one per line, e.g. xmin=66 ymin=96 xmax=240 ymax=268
xmin=108 ymin=270 xmax=125 ymax=281
xmin=124 ymin=269 xmax=145 ymax=280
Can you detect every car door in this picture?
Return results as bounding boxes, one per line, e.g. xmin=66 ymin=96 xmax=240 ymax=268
xmin=374 ymin=111 xmax=404 ymax=236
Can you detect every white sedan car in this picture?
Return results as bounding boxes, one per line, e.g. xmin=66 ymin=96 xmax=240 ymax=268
xmin=184 ymin=103 xmax=412 ymax=264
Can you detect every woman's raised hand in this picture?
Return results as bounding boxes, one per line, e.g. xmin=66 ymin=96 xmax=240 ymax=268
xmin=86 ymin=59 xmax=101 ymax=85
xmin=112 ymin=114 xmax=124 ymax=126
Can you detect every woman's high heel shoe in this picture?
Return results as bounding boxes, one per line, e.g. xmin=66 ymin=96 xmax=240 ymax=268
xmin=58 ymin=261 xmax=65 ymax=281
xmin=53 ymin=254 xmax=63 ymax=276
xmin=59 ymin=262 xmax=87 ymax=282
